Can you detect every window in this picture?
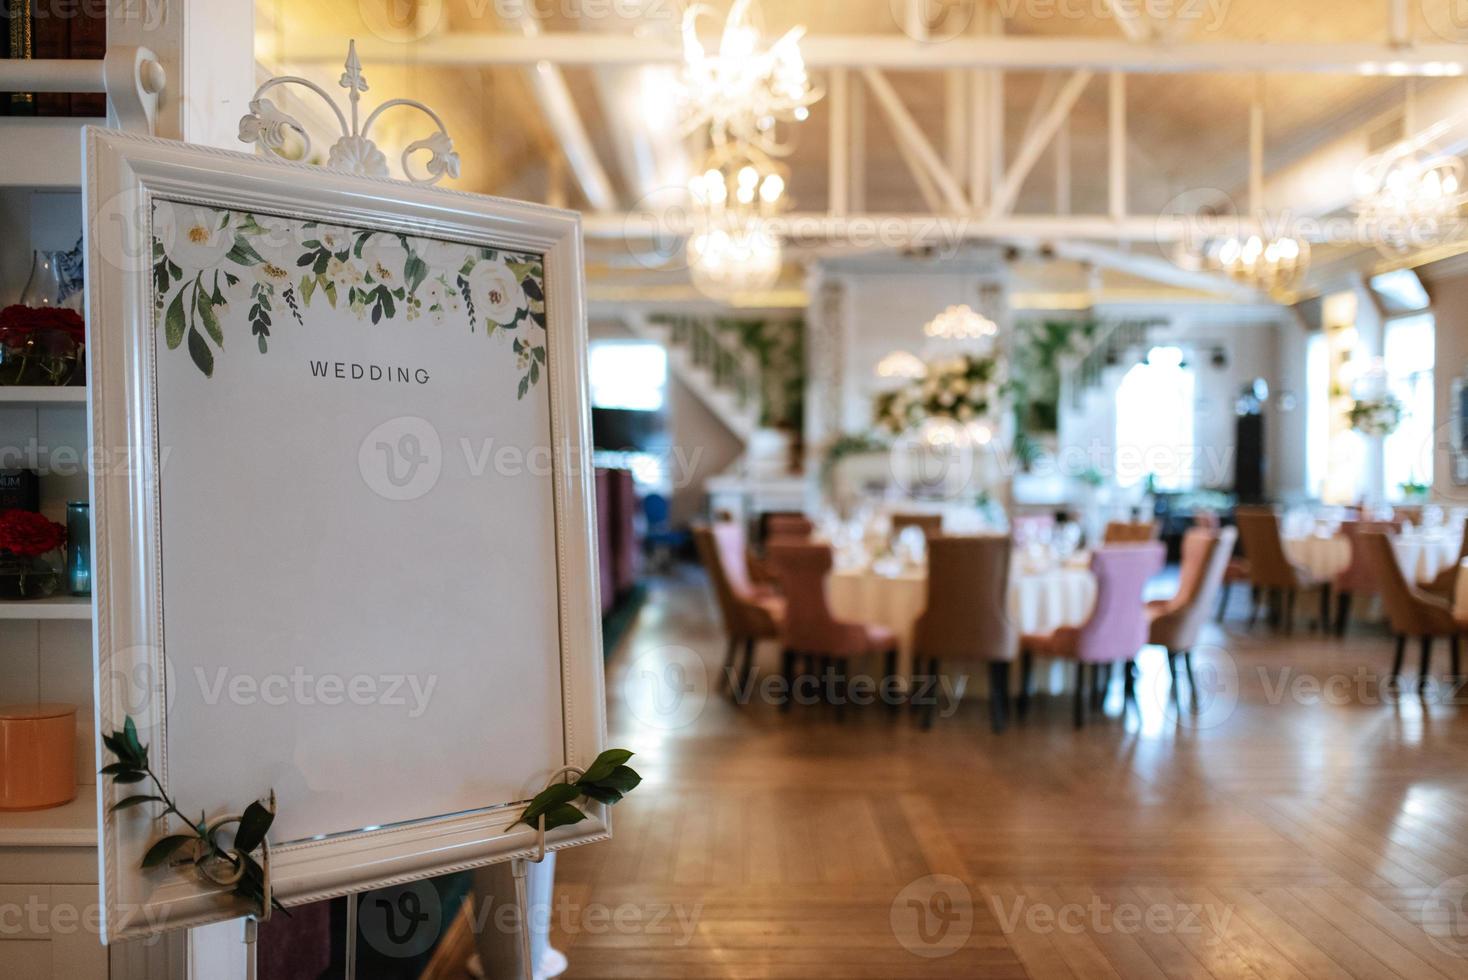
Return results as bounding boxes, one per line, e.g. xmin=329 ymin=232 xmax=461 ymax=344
xmin=1383 ymin=314 xmax=1435 ymax=498
xmin=1114 ymin=346 xmax=1196 ymax=491
xmin=1305 ymin=331 xmax=1329 ymax=499
xmin=588 ymin=341 xmax=668 ymax=412
xmin=1370 ymin=269 xmax=1430 ymax=315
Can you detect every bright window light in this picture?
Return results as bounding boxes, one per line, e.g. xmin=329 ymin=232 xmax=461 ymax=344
xmin=1305 ymin=332 xmax=1330 ymax=499
xmin=1370 ymin=269 xmax=1430 ymax=314
xmin=1114 ymin=346 xmax=1196 ymax=491
xmin=589 ymin=341 xmax=667 ymax=412
xmin=1383 ymin=313 xmax=1435 ymax=497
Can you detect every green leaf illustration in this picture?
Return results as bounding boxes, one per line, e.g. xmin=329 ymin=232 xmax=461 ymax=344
xmin=196 ymin=289 xmax=224 ymax=347
xmin=187 ymin=326 xmax=214 ymax=378
xmin=164 ymin=290 xmax=186 ymax=350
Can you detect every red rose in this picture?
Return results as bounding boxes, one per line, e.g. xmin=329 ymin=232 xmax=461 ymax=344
xmin=0 ymin=305 xmax=85 ymax=348
xmin=0 ymin=509 xmax=67 ymax=558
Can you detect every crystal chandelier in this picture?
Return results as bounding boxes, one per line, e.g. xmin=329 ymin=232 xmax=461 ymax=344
xmin=1354 ymin=139 xmax=1468 ymax=255
xmin=1203 ymin=233 xmax=1310 ymax=293
xmin=923 ymin=304 xmax=999 ymax=348
xmin=874 ymin=350 xmax=927 ymax=381
xmin=685 ymin=144 xmax=788 ymax=301
xmin=678 ymin=0 xmax=820 ymax=156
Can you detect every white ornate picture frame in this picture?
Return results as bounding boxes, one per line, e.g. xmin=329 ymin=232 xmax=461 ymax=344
xmin=83 ymin=128 xmax=607 ymax=941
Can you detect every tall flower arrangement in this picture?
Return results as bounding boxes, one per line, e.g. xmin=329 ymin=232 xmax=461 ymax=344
xmin=874 ymin=352 xmax=1004 ymax=435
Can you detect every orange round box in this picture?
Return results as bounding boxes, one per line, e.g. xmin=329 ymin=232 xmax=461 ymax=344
xmin=0 ymin=703 xmax=78 ymax=810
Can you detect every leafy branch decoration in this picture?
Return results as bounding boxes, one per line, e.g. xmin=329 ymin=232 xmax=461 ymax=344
xmin=150 ymin=201 xmax=549 ymax=398
xmin=514 ymin=749 xmax=642 ymax=833
xmin=102 ymin=717 xmax=286 ymax=919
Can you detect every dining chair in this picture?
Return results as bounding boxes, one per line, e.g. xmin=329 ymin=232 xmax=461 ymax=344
xmin=767 ymin=542 xmax=898 ymax=719
xmin=1333 ymin=519 xmax=1403 ymax=635
xmin=1103 ymin=520 xmax=1159 ymax=544
xmin=1020 ymin=542 xmax=1165 ymax=727
xmin=762 ymin=512 xmax=815 ymax=542
xmin=1393 ymin=504 xmax=1424 ymax=526
xmin=911 ymin=535 xmax=1016 ymax=732
xmin=693 ymin=523 xmax=785 ymax=698
xmin=892 ymin=512 xmax=944 ymax=539
xmin=1358 ymin=530 xmax=1462 ymax=689
xmin=1424 ymin=520 xmax=1468 ymax=603
xmin=1233 ymin=506 xmax=1329 ymax=633
xmin=1148 ymin=527 xmax=1236 ymax=707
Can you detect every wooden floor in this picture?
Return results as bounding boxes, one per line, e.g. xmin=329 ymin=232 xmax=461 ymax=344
xmin=545 ymin=566 xmax=1468 ymax=979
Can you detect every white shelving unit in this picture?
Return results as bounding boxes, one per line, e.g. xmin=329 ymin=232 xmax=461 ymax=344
xmin=0 ymin=117 xmax=91 ymax=189
xmin=0 ymin=387 xmax=88 ymax=404
xmin=0 ymin=596 xmax=93 ymax=620
xmin=0 ymin=784 xmax=98 ymax=848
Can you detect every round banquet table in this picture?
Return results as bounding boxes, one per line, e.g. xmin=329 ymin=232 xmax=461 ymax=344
xmin=1283 ymin=531 xmax=1461 ymax=585
xmin=826 ymin=562 xmax=1096 ymax=689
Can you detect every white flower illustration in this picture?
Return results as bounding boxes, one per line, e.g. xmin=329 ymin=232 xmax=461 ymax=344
xmin=359 ymin=234 xmax=409 ymax=289
xmin=157 ymin=202 xmax=234 ymax=272
xmin=414 ymin=237 xmax=471 ymax=276
xmin=467 ymin=258 xmax=526 ymax=327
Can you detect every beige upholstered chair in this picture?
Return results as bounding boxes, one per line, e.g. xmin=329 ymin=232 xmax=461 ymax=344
xmin=911 ymin=535 xmax=1015 ymax=731
xmin=1359 ymin=531 xmax=1462 ymax=688
xmin=1148 ymin=527 xmax=1236 ymax=706
xmin=1234 ymin=507 xmax=1329 ymax=632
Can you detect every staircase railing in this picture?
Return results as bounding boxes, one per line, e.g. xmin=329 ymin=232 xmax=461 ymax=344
xmin=652 ymin=314 xmax=762 ymax=423
xmin=1062 ymin=317 xmax=1166 ymax=410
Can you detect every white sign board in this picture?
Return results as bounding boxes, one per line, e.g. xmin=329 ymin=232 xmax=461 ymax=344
xmin=84 ymin=130 xmax=607 ymax=941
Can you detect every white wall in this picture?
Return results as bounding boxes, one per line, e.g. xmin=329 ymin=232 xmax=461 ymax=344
xmin=588 ymin=319 xmax=744 ymax=526
xmin=1419 ymin=257 xmax=1468 ymax=504
xmin=1056 ymin=305 xmax=1306 ymax=498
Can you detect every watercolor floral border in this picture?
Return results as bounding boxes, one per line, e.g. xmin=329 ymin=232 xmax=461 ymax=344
xmin=150 ymin=201 xmax=548 ymax=398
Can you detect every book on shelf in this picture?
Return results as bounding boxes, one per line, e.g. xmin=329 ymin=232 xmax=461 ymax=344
xmin=1 ymin=1 xmax=108 ymax=118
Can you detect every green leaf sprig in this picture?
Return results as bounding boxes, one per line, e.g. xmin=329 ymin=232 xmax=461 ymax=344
xmin=102 ymin=716 xmax=285 ymax=917
xmin=514 ymin=749 xmax=642 ymax=833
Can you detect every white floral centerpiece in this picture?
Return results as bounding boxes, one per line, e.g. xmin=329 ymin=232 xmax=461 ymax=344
xmin=1348 ymin=393 xmax=1404 ymax=437
xmin=874 ymin=352 xmax=1004 ymax=435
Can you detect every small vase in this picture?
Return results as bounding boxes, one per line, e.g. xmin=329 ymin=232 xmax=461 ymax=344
xmin=0 ymin=553 xmax=62 ymax=599
xmin=19 ymin=250 xmax=64 ymax=308
xmin=66 ymin=502 xmax=90 ymax=597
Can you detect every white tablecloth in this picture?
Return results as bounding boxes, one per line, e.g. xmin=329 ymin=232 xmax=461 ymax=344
xmin=827 ymin=564 xmax=1096 ymax=679
xmin=1283 ymin=532 xmax=1460 ymax=585
xmin=1454 ymin=559 xmax=1468 ymax=621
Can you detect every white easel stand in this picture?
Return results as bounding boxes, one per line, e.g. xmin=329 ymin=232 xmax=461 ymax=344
xmin=470 ymin=854 xmax=565 ymax=979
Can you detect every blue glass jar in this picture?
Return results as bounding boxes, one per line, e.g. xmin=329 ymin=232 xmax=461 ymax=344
xmin=66 ymin=501 xmax=90 ymax=597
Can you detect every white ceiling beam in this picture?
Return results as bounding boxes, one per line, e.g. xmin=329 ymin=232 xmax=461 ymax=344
xmin=1020 ymin=72 xmax=1063 ymax=149
xmin=1108 ymin=72 xmax=1127 ymax=219
xmin=261 ymin=33 xmax=1468 ymax=75
xmin=1055 ymin=117 xmax=1071 ymax=215
xmin=498 ymin=11 xmax=617 ymax=212
xmin=1048 ymin=241 xmax=1276 ymax=303
xmin=861 ymin=68 xmax=971 ymax=213
xmin=589 ymin=211 xmax=1362 ymax=243
xmin=992 ymin=70 xmax=1093 ymax=216
xmin=829 ymin=67 xmax=850 ymax=217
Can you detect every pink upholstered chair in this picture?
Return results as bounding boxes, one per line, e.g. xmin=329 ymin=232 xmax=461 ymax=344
xmin=693 ymin=523 xmax=784 ymax=697
xmin=1020 ymin=542 xmax=1165 ymax=727
xmin=767 ymin=542 xmax=898 ymax=718
xmin=1148 ymin=528 xmax=1236 ymax=707
xmin=912 ymin=535 xmax=1015 ymax=732
xmin=1333 ymin=519 xmax=1402 ymax=635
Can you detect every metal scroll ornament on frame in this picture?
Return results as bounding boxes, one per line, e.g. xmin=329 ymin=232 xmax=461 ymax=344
xmin=238 ymin=39 xmax=461 ymax=185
